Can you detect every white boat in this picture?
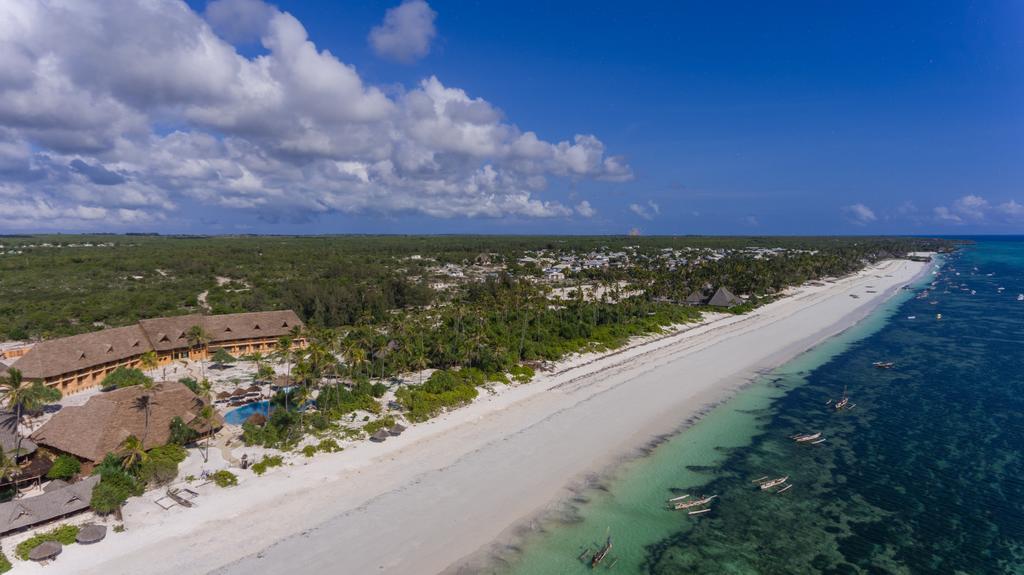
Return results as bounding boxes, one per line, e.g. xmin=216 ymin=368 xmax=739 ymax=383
xmin=907 ymin=316 xmax=916 ymax=320
xmin=688 ymin=508 xmax=712 ymax=516
xmin=667 ymin=494 xmax=690 ymax=503
xmin=793 ymin=432 xmax=822 ymax=443
xmin=1018 ymin=294 xmax=1024 ymax=301
xmin=937 ymin=313 xmax=942 ymax=320
xmin=760 ymin=476 xmax=789 ymax=490
xmin=673 ymin=495 xmax=717 ymax=510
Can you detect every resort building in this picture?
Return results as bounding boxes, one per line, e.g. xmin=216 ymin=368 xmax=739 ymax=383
xmin=30 ymin=382 xmax=223 ymax=465
xmin=0 ymin=475 xmax=100 ymax=536
xmin=10 ymin=310 xmax=304 ymax=394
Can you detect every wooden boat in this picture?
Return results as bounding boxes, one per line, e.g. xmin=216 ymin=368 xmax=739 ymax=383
xmin=792 ymin=432 xmax=821 ymax=443
xmin=590 ymin=534 xmax=612 ymax=569
xmin=833 ymin=386 xmax=850 ymax=410
xmin=872 ymin=361 xmax=895 ymax=369
xmin=759 ymin=476 xmax=789 ymax=490
xmin=673 ymin=495 xmax=717 ymax=510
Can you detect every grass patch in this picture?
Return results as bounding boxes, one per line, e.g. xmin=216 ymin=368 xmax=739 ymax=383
xmin=15 ymin=524 xmax=79 ymax=560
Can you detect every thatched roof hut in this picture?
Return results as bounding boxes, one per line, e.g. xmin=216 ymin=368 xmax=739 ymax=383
xmin=684 ymin=290 xmax=708 ymax=305
xmin=370 ymin=429 xmax=390 ymax=442
xmin=29 ymin=540 xmax=62 ymax=561
xmin=0 ymin=475 xmax=99 ymax=535
xmin=76 ymin=523 xmax=107 ymax=544
xmin=230 ymin=388 xmax=248 ymax=398
xmin=30 ymin=382 xmax=222 ymax=463
xmin=388 ymin=423 xmax=407 ymax=436
xmin=707 ymin=286 xmax=743 ymax=307
xmin=216 ymin=391 xmax=231 ymax=400
xmin=246 ymin=385 xmax=262 ymax=394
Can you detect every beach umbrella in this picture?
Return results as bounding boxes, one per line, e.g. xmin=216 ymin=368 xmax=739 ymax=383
xmin=244 ymin=413 xmax=267 ymax=427
xmin=388 ymin=423 xmax=407 ymax=436
xmin=370 ymin=429 xmax=390 ymax=442
xmin=28 ymin=541 xmax=62 ymax=562
xmin=76 ymin=524 xmax=107 ymax=544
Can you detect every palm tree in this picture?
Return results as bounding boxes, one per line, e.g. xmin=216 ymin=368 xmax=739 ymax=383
xmin=186 ymin=325 xmax=212 ymax=379
xmin=0 ymin=368 xmax=61 ymax=459
xmin=133 ymin=378 xmax=157 ymax=443
xmin=198 ymin=404 xmax=216 ymax=462
xmin=0 ymin=450 xmax=19 ymax=490
xmin=275 ymin=335 xmax=294 ymax=385
xmin=119 ymin=435 xmax=148 ymax=471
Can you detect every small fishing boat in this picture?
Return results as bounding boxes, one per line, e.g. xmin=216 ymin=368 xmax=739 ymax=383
xmin=833 ymin=386 xmax=851 ymax=411
xmin=936 ymin=313 xmax=942 ymax=320
xmin=1018 ymin=294 xmax=1024 ymax=301
xmin=907 ymin=315 xmax=916 ymax=319
xmin=872 ymin=361 xmax=895 ymax=369
xmin=849 ymin=294 xmax=860 ymax=299
xmin=792 ymin=432 xmax=822 ymax=443
xmin=759 ymin=476 xmax=789 ymax=490
xmin=586 ymin=531 xmax=613 ymax=569
xmin=673 ymin=495 xmax=717 ymax=510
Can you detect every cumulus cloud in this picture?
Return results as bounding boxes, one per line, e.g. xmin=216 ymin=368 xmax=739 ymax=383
xmin=369 ymin=0 xmax=437 ymax=63
xmin=575 ymin=200 xmax=597 ymax=218
xmin=999 ymin=200 xmax=1024 ymax=219
xmin=933 ymin=194 xmax=990 ymax=224
xmin=0 ymin=0 xmax=630 ymax=229
xmin=842 ymin=203 xmax=877 ymax=225
xmin=629 ymin=200 xmax=660 ymax=220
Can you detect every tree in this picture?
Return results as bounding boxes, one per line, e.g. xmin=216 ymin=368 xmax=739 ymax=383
xmin=46 ymin=454 xmax=81 ymax=480
xmin=198 ymin=404 xmax=217 ymax=463
xmin=118 ymin=435 xmax=148 ymax=472
xmin=186 ymin=324 xmax=212 ymax=379
xmin=210 ymin=348 xmax=235 ymax=368
xmin=138 ymin=350 xmax=159 ymax=372
xmin=0 ymin=368 xmax=62 ymax=459
xmin=0 ymin=450 xmax=19 ymax=488
xmin=102 ymin=367 xmax=152 ymax=389
xmin=133 ymin=378 xmax=157 ymax=443
xmin=168 ymin=416 xmax=198 ymax=446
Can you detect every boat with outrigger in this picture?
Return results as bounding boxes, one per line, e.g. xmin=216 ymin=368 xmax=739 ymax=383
xmin=872 ymin=361 xmax=895 ymax=369
xmin=826 ymin=386 xmax=855 ymax=411
xmin=753 ymin=475 xmax=792 ymax=493
xmin=578 ymin=529 xmax=616 ymax=570
xmin=791 ymin=432 xmax=825 ymax=444
xmin=669 ymin=494 xmax=718 ymax=514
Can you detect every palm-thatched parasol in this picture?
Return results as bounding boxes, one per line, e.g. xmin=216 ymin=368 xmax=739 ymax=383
xmin=28 ymin=540 xmax=62 ymax=561
xmin=388 ymin=423 xmax=407 ymax=436
xmin=370 ymin=429 xmax=390 ymax=442
xmin=76 ymin=523 xmax=107 ymax=544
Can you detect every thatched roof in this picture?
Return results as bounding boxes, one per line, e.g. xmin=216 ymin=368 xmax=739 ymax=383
xmin=685 ymin=290 xmax=708 ymax=304
xmin=16 ymin=310 xmax=304 ymax=380
xmin=0 ymin=475 xmax=99 ymax=535
xmin=11 ymin=457 xmax=52 ymax=483
xmin=230 ymin=388 xmax=248 ymax=397
xmin=244 ymin=413 xmax=267 ymax=427
xmin=388 ymin=423 xmax=407 ymax=436
xmin=29 ymin=540 xmax=62 ymax=561
xmin=216 ymin=391 xmax=231 ymax=400
xmin=370 ymin=429 xmax=390 ymax=442
xmin=76 ymin=523 xmax=107 ymax=544
xmin=14 ymin=324 xmax=151 ymax=380
xmin=707 ymin=287 xmax=743 ymax=307
xmin=30 ymin=382 xmax=223 ymax=462
xmin=245 ymin=385 xmax=262 ymax=393
xmin=0 ymin=411 xmax=36 ymax=458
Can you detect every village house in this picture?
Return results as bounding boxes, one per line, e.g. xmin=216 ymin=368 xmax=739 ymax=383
xmin=10 ymin=310 xmax=305 ymax=394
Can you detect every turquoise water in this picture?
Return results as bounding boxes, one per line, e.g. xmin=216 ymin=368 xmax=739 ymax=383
xmin=501 ymin=238 xmax=1024 ymax=574
xmin=224 ymin=401 xmax=270 ymax=425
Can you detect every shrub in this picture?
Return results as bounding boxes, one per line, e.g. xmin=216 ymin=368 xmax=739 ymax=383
xmin=509 ymin=364 xmax=535 ymax=384
xmin=370 ymin=382 xmax=388 ymax=398
xmin=101 ymin=367 xmax=152 ymax=389
xmin=362 ymin=415 xmax=395 ymax=435
xmin=168 ymin=416 xmax=199 ymax=446
xmin=90 ymin=454 xmax=144 ymax=514
xmin=46 ymin=454 xmax=81 ymax=480
xmin=251 ymin=455 xmax=284 ymax=476
xmin=0 ymin=550 xmax=10 ymax=574
xmin=15 ymin=524 xmax=79 ymax=560
xmin=113 ymin=524 xmax=125 ymax=533
xmin=179 ymin=377 xmax=200 ymax=394
xmin=395 ymin=369 xmax=482 ymax=422
xmin=317 ymin=439 xmax=341 ymax=453
xmin=138 ymin=444 xmax=187 ymax=485
xmin=212 ymin=470 xmax=238 ymax=487
xmin=301 ymin=445 xmax=317 ymax=458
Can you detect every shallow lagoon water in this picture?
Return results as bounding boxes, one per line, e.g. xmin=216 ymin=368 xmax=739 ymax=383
xmin=500 ymin=238 xmax=1024 ymax=574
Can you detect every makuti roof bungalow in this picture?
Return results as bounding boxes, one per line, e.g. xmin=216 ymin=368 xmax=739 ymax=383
xmin=707 ymin=287 xmax=743 ymax=307
xmin=11 ymin=310 xmax=304 ymax=394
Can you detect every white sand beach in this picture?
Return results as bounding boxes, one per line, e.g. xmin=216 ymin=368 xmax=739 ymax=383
xmin=27 ymin=258 xmax=931 ymax=575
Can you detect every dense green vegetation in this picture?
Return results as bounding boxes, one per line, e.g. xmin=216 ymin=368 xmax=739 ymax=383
xmin=212 ymin=470 xmax=238 ymax=487
xmin=14 ymin=524 xmax=79 ymax=560
xmin=0 ymin=234 xmax=954 ymax=339
xmin=45 ymin=455 xmax=81 ymax=480
xmin=90 ymin=454 xmax=145 ymax=514
xmin=101 ymin=367 xmax=152 ymax=389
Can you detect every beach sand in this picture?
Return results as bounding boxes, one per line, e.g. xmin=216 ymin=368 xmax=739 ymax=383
xmin=27 ymin=258 xmax=931 ymax=575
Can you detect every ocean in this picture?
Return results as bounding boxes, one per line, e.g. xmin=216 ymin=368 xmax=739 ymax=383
xmin=497 ymin=237 xmax=1024 ymax=574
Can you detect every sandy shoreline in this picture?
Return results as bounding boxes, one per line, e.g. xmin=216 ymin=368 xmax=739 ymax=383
xmin=27 ymin=258 xmax=932 ymax=575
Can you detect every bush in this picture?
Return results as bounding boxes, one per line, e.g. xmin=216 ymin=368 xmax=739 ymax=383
xmin=212 ymin=470 xmax=238 ymax=487
xmin=362 ymin=415 xmax=395 ymax=435
xmin=509 ymin=364 xmax=535 ymax=384
xmin=251 ymin=455 xmax=284 ymax=476
xmin=301 ymin=445 xmax=317 ymax=458
xmin=179 ymin=377 xmax=200 ymax=394
xmin=137 ymin=444 xmax=187 ymax=485
xmin=317 ymin=439 xmax=341 ymax=453
xmin=395 ymin=369 xmax=482 ymax=422
xmin=168 ymin=416 xmax=199 ymax=446
xmin=46 ymin=454 xmax=81 ymax=480
xmin=90 ymin=454 xmax=144 ymax=514
xmin=101 ymin=367 xmax=152 ymax=389
xmin=15 ymin=524 xmax=79 ymax=560
xmin=0 ymin=550 xmax=10 ymax=574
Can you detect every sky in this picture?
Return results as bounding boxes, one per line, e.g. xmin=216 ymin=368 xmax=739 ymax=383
xmin=0 ymin=0 xmax=1021 ymax=235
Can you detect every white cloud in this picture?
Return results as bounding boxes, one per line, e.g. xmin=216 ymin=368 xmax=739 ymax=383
xmin=629 ymin=200 xmax=660 ymax=220
xmin=575 ymin=200 xmax=596 ymax=218
xmin=998 ymin=200 xmax=1024 ymax=218
xmin=932 ymin=194 xmax=992 ymax=224
xmin=369 ymin=0 xmax=437 ymax=63
xmin=0 ymin=0 xmax=630 ymax=229
xmin=842 ymin=203 xmax=877 ymax=225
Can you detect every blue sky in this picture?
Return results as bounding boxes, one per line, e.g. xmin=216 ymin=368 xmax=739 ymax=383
xmin=2 ymin=1 xmax=1022 ymax=234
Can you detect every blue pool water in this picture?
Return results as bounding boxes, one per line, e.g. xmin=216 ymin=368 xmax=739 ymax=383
xmin=224 ymin=401 xmax=270 ymax=425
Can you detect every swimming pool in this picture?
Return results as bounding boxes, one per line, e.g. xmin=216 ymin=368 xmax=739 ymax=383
xmin=224 ymin=401 xmax=271 ymax=425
